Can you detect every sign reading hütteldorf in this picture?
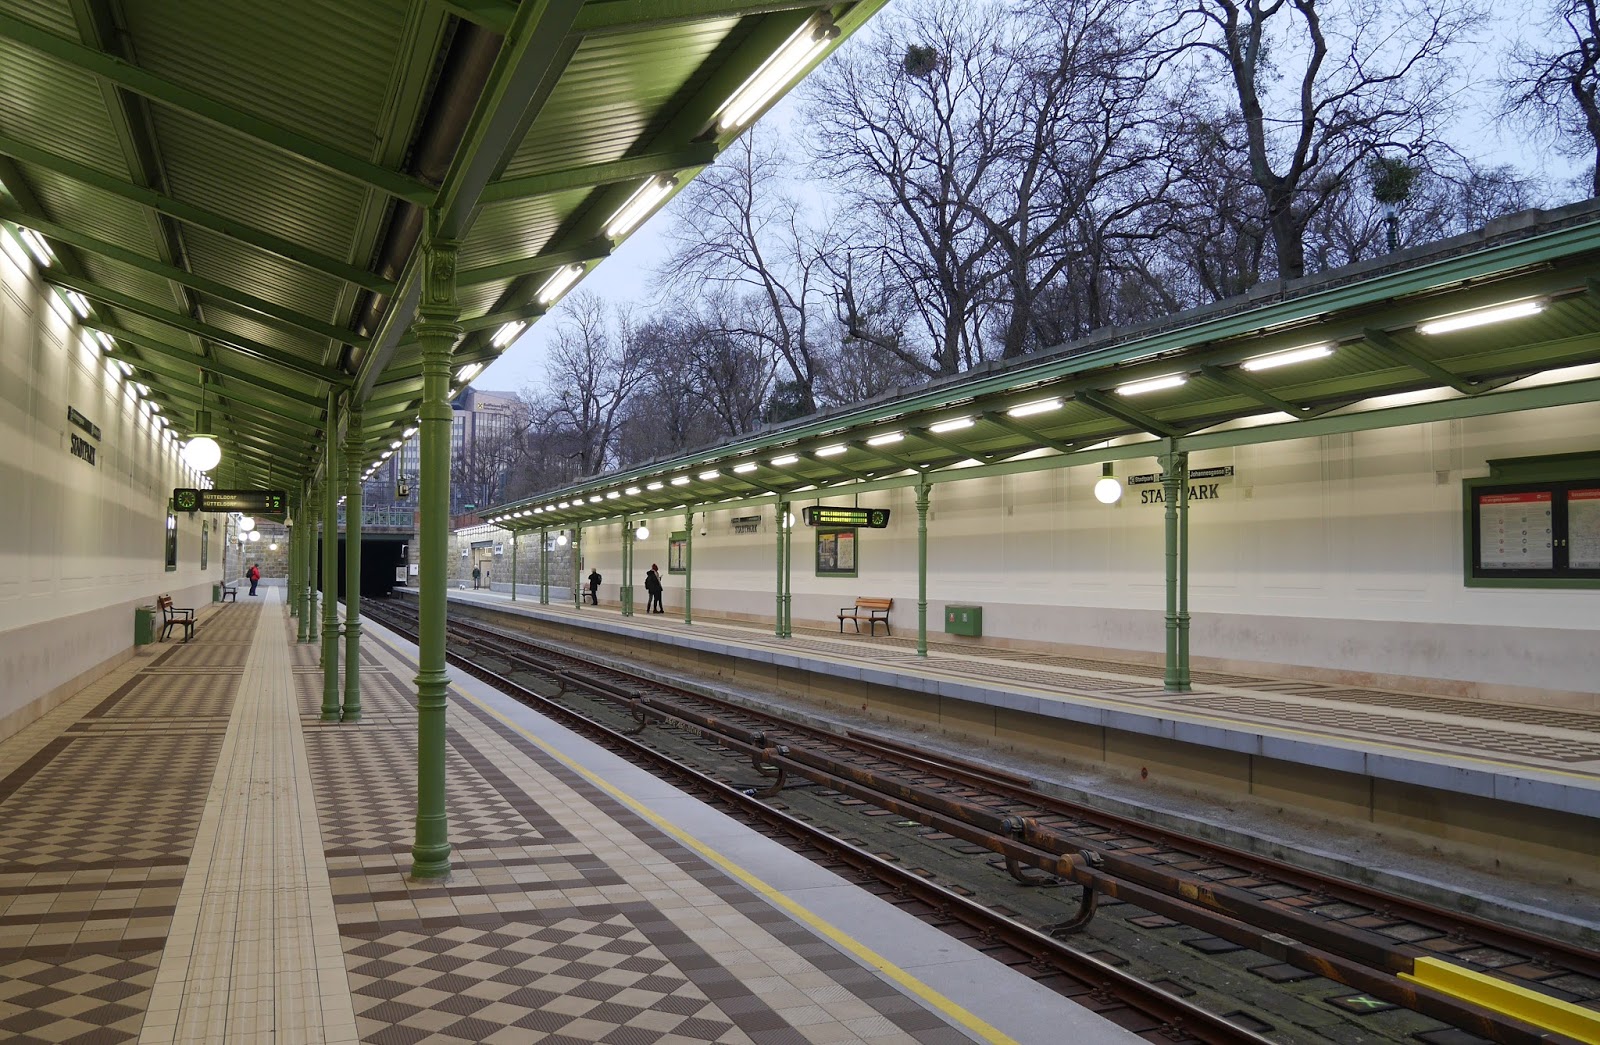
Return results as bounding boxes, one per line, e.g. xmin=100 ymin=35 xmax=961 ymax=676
xmin=801 ymin=506 xmax=892 ymax=528
xmin=173 ymin=488 xmax=287 ymax=514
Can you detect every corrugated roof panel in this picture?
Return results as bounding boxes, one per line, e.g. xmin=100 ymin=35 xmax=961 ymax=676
xmin=0 ymin=0 xmax=77 ymax=41
xmin=177 ymin=226 xmax=346 ymax=327
xmin=149 ymin=108 xmax=366 ymax=260
xmin=117 ymin=0 xmax=412 ymax=159
xmin=194 ymin=302 xmax=330 ymax=365
xmin=77 ymin=260 xmax=179 ymax=312
xmin=503 ymin=20 xmax=738 ymax=179
xmin=459 ymin=190 xmax=587 ymax=269
xmin=23 ymin=168 xmax=162 ymax=257
xmin=0 ymin=42 xmax=127 ymax=175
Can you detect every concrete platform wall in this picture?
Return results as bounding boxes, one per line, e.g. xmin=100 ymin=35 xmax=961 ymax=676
xmin=571 ymin=405 xmax=1599 ymax=703
xmin=0 ymin=237 xmax=221 ymax=738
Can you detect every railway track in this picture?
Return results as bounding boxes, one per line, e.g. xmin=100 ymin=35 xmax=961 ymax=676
xmin=364 ymin=596 xmax=1600 ymax=1044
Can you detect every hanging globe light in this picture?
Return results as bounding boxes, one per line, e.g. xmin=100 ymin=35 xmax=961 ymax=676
xmin=634 ymin=524 xmax=650 ymax=541
xmin=182 ymin=380 xmax=221 ymax=472
xmin=248 ymin=530 xmax=261 ymax=542
xmin=556 ymin=531 xmax=569 ymax=547
xmin=1093 ymin=463 xmax=1122 ymax=504
xmin=237 ymin=515 xmax=255 ymax=532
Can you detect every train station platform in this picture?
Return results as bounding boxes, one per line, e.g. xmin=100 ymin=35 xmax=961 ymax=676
xmin=431 ymin=589 xmax=1600 ymax=876
xmin=0 ymin=589 xmax=1140 ymax=1044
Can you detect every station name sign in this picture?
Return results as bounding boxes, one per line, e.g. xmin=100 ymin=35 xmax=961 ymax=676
xmin=1127 ymin=465 xmax=1234 ymax=486
xmin=802 ymin=506 xmax=891 ymax=528
xmin=173 ymin=488 xmax=287 ymax=514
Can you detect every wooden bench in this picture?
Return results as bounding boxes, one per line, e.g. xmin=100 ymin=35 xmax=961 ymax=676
xmin=220 ymin=583 xmax=237 ymax=603
xmin=157 ymin=594 xmax=196 ymax=642
xmin=838 ymin=597 xmax=893 ymax=636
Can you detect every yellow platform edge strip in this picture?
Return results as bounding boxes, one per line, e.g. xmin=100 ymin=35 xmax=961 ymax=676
xmin=1402 ymin=956 xmax=1600 ymax=1044
xmin=364 ymin=628 xmax=1019 ymax=1044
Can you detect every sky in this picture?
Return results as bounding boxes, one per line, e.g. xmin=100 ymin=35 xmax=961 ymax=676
xmin=474 ymin=6 xmax=1570 ymax=401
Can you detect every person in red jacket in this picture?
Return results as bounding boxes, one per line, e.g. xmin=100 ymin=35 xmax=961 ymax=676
xmin=247 ymin=563 xmax=261 ymax=597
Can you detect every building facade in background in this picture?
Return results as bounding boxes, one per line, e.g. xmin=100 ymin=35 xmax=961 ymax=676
xmin=367 ymin=388 xmax=523 ymax=516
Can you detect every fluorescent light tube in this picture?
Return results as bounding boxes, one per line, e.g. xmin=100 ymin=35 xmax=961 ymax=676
xmin=716 ymin=17 xmax=838 ymax=131
xmin=1240 ymin=343 xmax=1335 ymax=371
xmin=929 ymin=417 xmax=973 ymax=433
xmin=1008 ymin=398 xmax=1062 ymax=417
xmin=536 ymin=264 xmax=584 ymax=305
xmin=734 ymin=462 xmax=758 ymax=473
xmin=491 ymin=322 xmax=526 ymax=348
xmin=815 ymin=445 xmax=846 ymax=457
xmin=605 ymin=177 xmax=675 ymax=239
xmin=698 ymin=470 xmax=719 ymax=480
xmin=866 ymin=432 xmax=903 ymax=446
xmin=671 ymin=476 xmax=691 ymax=486
xmin=1417 ymin=300 xmax=1545 ymax=335
xmin=770 ymin=454 xmax=799 ymax=466
xmin=1116 ymin=374 xmax=1186 ymax=395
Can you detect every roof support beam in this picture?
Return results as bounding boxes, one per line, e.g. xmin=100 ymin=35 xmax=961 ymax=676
xmin=1197 ymin=364 xmax=1320 ymax=418
xmin=844 ymin=441 xmax=925 ymax=475
xmin=573 ymin=0 xmax=831 ymax=36
xmin=481 ymin=143 xmax=720 ymax=203
xmin=906 ymin=426 xmax=994 ymax=462
xmin=981 ymin=411 xmax=1077 ymax=455
xmin=155 ymin=384 xmax=319 ymax=446
xmin=103 ymin=335 xmax=321 ymax=414
xmin=1076 ymin=389 xmax=1183 ymax=439
xmin=802 ymin=451 xmax=875 ymax=483
xmin=0 ymin=132 xmax=393 ymax=293
xmin=458 ymin=238 xmax=611 ymax=287
xmin=1 ymin=204 xmax=358 ymax=346
xmin=0 ymin=13 xmax=434 ymax=204
xmin=1361 ymin=328 xmax=1481 ymax=395
xmin=51 ymin=272 xmax=348 ymax=384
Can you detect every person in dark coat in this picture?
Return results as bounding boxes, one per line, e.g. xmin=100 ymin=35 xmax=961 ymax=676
xmin=644 ymin=564 xmax=663 ymax=613
xmin=587 ymin=567 xmax=601 ymax=604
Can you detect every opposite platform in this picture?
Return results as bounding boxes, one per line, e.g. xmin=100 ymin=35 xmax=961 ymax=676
xmin=0 ymin=588 xmax=1142 ymax=1044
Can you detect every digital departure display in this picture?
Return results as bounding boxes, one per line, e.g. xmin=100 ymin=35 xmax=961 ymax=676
xmin=801 ymin=506 xmax=891 ymax=528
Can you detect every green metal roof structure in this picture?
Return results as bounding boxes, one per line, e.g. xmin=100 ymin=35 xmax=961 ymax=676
xmin=0 ymin=0 xmax=889 ymax=489
xmin=485 ymin=201 xmax=1600 ymax=532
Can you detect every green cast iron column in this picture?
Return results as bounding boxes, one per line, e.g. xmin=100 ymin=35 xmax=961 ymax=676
xmin=1161 ymin=449 xmax=1191 ymax=692
xmin=297 ymin=494 xmax=310 ymax=641
xmin=510 ymin=530 xmax=518 ymax=601
xmin=621 ymin=519 xmax=634 ymax=616
xmin=773 ymin=503 xmax=785 ymax=637
xmin=308 ymin=489 xmax=321 ymax=644
xmin=539 ymin=528 xmax=549 ymax=604
xmin=683 ymin=509 xmax=693 ymax=625
xmin=1177 ymin=451 xmax=1192 ymax=691
xmin=573 ymin=525 xmax=583 ymax=608
xmin=411 ymin=230 xmax=461 ymax=881
xmin=916 ymin=480 xmax=930 ymax=657
xmin=343 ymin=412 xmax=364 ymax=722
xmin=288 ymin=494 xmax=299 ymax=620
xmin=321 ymin=399 xmax=341 ymax=722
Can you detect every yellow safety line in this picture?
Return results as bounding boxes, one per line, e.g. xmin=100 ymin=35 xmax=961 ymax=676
xmin=365 ymin=630 xmax=1020 ymax=1045
xmin=1403 ymin=956 xmax=1600 ymax=1044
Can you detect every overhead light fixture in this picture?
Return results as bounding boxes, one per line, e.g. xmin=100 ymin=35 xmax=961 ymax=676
xmin=671 ymin=476 xmax=691 ymax=486
xmin=115 ymin=359 xmax=133 ymax=377
xmin=1093 ymin=463 xmax=1122 ymax=505
xmin=588 ymin=494 xmax=602 ymax=503
xmin=646 ymin=481 xmax=663 ymax=491
xmin=182 ymin=377 xmax=221 ymax=472
xmin=624 ymin=486 xmax=641 ymax=495
xmin=558 ymin=500 xmax=570 ymax=508
xmin=929 ymin=417 xmax=973 ymax=433
xmin=1117 ymin=374 xmax=1186 ymax=395
xmin=734 ymin=461 xmax=758 ymax=473
xmin=1240 ymin=343 xmax=1335 ymax=371
xmin=698 ymin=470 xmax=719 ymax=480
xmin=492 ymin=322 xmax=526 ymax=348
xmin=456 ymin=363 xmax=483 ymax=384
xmin=63 ymin=290 xmax=90 ymax=318
xmin=1416 ymin=299 xmax=1545 ymax=335
xmin=247 ymin=530 xmax=261 ymax=543
xmin=269 ymin=542 xmax=278 ymax=551
xmin=606 ymin=490 xmax=620 ymax=499
xmin=605 ymin=177 xmax=676 ymax=239
xmin=770 ymin=454 xmax=799 ymax=466
xmin=815 ymin=444 xmax=846 ymax=457
xmin=556 ymin=530 xmax=569 ymax=547
xmin=536 ymin=264 xmax=584 ymax=305
xmin=19 ymin=227 xmax=53 ymax=266
xmin=716 ymin=15 xmax=840 ymax=131
xmin=866 ymin=432 xmax=903 ymax=446
xmin=635 ymin=524 xmax=650 ymax=541
xmin=1007 ymin=398 xmax=1061 ymax=417
xmin=402 ymin=426 xmax=417 ymax=438
xmin=238 ymin=515 xmax=255 ymax=531
xmin=390 ymin=440 xmax=403 ymax=450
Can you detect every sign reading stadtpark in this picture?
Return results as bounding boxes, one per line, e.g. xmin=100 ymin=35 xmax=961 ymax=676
xmin=801 ymin=506 xmax=892 ymax=528
xmin=173 ymin=488 xmax=288 ymax=514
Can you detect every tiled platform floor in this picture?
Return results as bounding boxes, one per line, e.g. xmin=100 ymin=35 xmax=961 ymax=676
xmin=2 ymin=590 xmax=1129 ymax=1044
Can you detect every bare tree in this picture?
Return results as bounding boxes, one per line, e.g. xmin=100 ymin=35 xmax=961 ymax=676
xmin=1163 ymin=0 xmax=1484 ymax=281
xmin=1501 ymin=0 xmax=1600 ymax=195
xmin=528 ymin=293 xmax=649 ymax=478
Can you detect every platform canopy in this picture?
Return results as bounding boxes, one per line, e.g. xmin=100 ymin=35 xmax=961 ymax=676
xmin=487 ymin=202 xmax=1600 ymax=531
xmin=0 ymin=0 xmax=887 ymax=489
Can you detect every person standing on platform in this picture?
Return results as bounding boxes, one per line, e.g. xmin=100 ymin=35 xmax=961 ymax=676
xmin=644 ymin=564 xmax=664 ymax=613
xmin=587 ymin=567 xmax=602 ymax=605
xmin=247 ymin=563 xmax=260 ymax=597
xmin=472 ymin=564 xmax=481 ymax=589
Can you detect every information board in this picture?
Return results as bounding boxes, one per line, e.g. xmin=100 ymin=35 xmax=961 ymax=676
xmin=802 ymin=506 xmax=890 ymax=528
xmin=1569 ymin=489 xmax=1600 ymax=569
xmin=173 ymin=488 xmax=287 ymax=514
xmin=1478 ymin=491 xmax=1553 ymax=570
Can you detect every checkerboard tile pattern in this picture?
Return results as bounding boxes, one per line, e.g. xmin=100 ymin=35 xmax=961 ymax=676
xmin=0 ymin=947 xmax=162 ymax=1043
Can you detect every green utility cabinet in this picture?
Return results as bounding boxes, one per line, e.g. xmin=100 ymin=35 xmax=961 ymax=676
xmin=944 ymin=605 xmax=982 ymax=636
xmin=134 ymin=605 xmax=156 ymax=646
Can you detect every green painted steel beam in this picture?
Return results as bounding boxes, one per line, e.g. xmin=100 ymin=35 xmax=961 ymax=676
xmin=906 ymin=425 xmax=996 ymax=463
xmin=458 ymin=299 xmax=546 ymax=334
xmin=50 ymin=271 xmax=348 ymax=384
xmin=458 ymin=238 xmax=612 ymax=287
xmin=1197 ymin=364 xmax=1318 ymax=418
xmin=1361 ymin=328 xmax=1478 ymax=395
xmin=573 ymin=0 xmax=829 ymax=35
xmin=94 ymin=322 xmax=321 ymax=408
xmin=481 ymin=143 xmax=720 ymax=203
xmin=154 ymin=385 xmax=320 ymax=448
xmin=3 ymin=205 xmax=359 ymax=346
xmin=0 ymin=132 xmax=393 ymax=293
xmin=981 ymin=411 xmax=1077 ymax=455
xmin=437 ymin=0 xmax=518 ymax=33
xmin=1077 ymin=389 xmax=1183 ymax=438
xmin=0 ymin=13 xmax=434 ymax=204
xmin=104 ymin=340 xmax=321 ymax=416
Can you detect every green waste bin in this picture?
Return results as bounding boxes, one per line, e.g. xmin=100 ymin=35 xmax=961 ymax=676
xmin=944 ymin=605 xmax=982 ymax=637
xmin=212 ymin=583 xmax=223 ymax=603
xmin=134 ymin=605 xmax=157 ymax=646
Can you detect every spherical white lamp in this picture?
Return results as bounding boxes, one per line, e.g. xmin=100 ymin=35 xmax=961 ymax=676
xmin=1093 ymin=463 xmax=1122 ymax=504
xmin=237 ymin=515 xmax=255 ymax=532
xmin=248 ymin=530 xmax=261 ymax=542
xmin=182 ymin=433 xmax=221 ymax=472
xmin=556 ymin=531 xmax=569 ymax=547
xmin=634 ymin=524 xmax=649 ymax=541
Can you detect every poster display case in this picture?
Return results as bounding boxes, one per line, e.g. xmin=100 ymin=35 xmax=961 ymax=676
xmin=1463 ymin=453 xmax=1600 ymax=588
